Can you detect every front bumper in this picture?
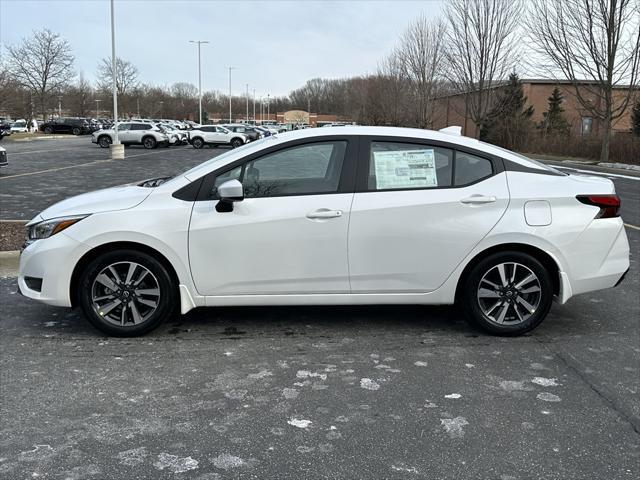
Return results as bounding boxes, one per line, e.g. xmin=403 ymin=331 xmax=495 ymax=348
xmin=18 ymin=233 xmax=91 ymax=307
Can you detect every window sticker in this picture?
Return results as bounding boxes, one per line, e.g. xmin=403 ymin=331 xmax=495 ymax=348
xmin=373 ymin=149 xmax=437 ymax=189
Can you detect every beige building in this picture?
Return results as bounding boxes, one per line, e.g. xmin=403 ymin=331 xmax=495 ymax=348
xmin=432 ymin=79 xmax=637 ymax=138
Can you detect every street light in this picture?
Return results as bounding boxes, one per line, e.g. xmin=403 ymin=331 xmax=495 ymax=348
xmin=189 ymin=40 xmax=209 ymax=125
xmin=228 ymin=66 xmax=235 ymax=122
xmin=267 ymin=94 xmax=270 ymax=121
xmin=159 ymin=101 xmax=164 ymax=119
xmin=252 ymin=88 xmax=256 ymax=123
xmin=245 ymin=83 xmax=249 ymax=123
xmin=109 ymin=0 xmax=123 ymax=158
xmin=95 ymin=99 xmax=101 ymax=119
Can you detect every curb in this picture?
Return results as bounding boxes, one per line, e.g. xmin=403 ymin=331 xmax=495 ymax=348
xmin=0 ymin=250 xmax=19 ymax=278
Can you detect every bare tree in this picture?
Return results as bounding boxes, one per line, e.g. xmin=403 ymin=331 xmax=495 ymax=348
xmin=65 ymin=74 xmax=94 ymax=117
xmin=444 ymin=0 xmax=522 ymax=138
xmin=396 ymin=15 xmax=446 ymax=128
xmin=5 ymin=29 xmax=75 ymax=120
xmin=97 ymin=57 xmax=139 ymax=97
xmin=528 ymin=0 xmax=640 ymax=162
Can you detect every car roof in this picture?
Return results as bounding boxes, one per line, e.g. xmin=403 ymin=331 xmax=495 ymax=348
xmin=268 ymin=126 xmax=549 ymax=169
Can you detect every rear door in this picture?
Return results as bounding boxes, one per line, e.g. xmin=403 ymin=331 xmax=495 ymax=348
xmin=348 ymin=137 xmax=509 ymax=293
xmin=188 ymin=137 xmax=357 ymax=296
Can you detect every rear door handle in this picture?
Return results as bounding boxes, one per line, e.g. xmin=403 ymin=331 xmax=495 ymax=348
xmin=460 ymin=195 xmax=497 ymax=205
xmin=306 ymin=209 xmax=343 ymax=219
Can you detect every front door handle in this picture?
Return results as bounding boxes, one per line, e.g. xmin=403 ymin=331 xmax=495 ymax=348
xmin=460 ymin=195 xmax=497 ymax=205
xmin=306 ymin=209 xmax=343 ymax=219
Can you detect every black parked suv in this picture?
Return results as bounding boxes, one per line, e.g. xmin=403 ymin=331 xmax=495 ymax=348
xmin=40 ymin=117 xmax=92 ymax=135
xmin=0 ymin=120 xmax=11 ymax=140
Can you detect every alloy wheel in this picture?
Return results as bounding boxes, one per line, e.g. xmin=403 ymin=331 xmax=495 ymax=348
xmin=476 ymin=262 xmax=542 ymax=325
xmin=90 ymin=261 xmax=161 ymax=327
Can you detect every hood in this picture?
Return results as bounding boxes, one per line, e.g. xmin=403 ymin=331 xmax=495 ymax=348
xmin=37 ymin=184 xmax=153 ymax=221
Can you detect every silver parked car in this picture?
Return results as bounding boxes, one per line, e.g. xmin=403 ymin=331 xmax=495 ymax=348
xmin=92 ymin=122 xmax=169 ymax=149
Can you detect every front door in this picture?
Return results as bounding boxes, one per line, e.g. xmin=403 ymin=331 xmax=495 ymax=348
xmin=348 ymin=139 xmax=510 ymax=293
xmin=188 ymin=138 xmax=356 ymax=296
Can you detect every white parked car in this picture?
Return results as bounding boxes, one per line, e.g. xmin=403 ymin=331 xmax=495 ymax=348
xmin=11 ymin=119 xmax=29 ymax=133
xmin=92 ymin=122 xmax=169 ymax=149
xmin=188 ymin=125 xmax=247 ymax=149
xmin=19 ymin=127 xmax=629 ymax=337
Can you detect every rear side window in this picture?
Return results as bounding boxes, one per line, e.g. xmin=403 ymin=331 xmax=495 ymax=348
xmin=131 ymin=123 xmax=149 ymax=130
xmin=234 ymin=141 xmax=347 ymax=198
xmin=368 ymin=142 xmax=453 ymax=190
xmin=454 ymin=152 xmax=493 ymax=186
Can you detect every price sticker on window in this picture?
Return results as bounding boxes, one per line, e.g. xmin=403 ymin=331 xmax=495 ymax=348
xmin=373 ymin=149 xmax=437 ymax=189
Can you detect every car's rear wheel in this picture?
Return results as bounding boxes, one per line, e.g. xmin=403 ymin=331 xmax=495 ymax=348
xmin=78 ymin=250 xmax=177 ymax=336
xmin=98 ymin=135 xmax=112 ymax=148
xmin=44 ymin=127 xmax=53 ymax=134
xmin=230 ymin=138 xmax=243 ymax=148
xmin=143 ymin=137 xmax=157 ymax=149
xmin=460 ymin=251 xmax=553 ymax=336
xmin=192 ymin=137 xmax=204 ymax=149
xmin=72 ymin=127 xmax=81 ymax=136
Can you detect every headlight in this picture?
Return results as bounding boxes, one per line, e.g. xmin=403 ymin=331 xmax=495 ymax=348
xmin=26 ymin=215 xmax=89 ymax=244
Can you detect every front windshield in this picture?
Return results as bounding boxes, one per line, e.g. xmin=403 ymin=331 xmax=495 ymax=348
xmin=179 ymin=137 xmax=274 ymax=180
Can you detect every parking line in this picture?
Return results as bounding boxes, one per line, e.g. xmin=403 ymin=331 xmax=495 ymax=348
xmin=8 ymin=146 xmax=94 ymax=156
xmin=625 ymin=223 xmax=640 ymax=231
xmin=0 ymin=159 xmax=113 ymax=180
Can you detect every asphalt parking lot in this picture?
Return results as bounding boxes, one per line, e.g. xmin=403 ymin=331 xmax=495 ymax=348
xmin=0 ymin=137 xmax=638 ymax=479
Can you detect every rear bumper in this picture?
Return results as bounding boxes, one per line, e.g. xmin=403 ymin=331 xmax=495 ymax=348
xmin=561 ymin=219 xmax=630 ymax=301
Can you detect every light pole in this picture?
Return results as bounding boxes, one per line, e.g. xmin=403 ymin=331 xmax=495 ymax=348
xmin=189 ymin=40 xmax=209 ymax=125
xmin=95 ymin=99 xmax=101 ymax=119
xmin=159 ymin=101 xmax=164 ymax=119
xmin=245 ymin=84 xmax=249 ymax=123
xmin=252 ymin=88 xmax=256 ymax=123
xmin=267 ymin=94 xmax=270 ymax=121
xmin=228 ymin=66 xmax=235 ymax=122
xmin=110 ymin=0 xmax=119 ymax=144
xmin=58 ymin=96 xmax=62 ymax=117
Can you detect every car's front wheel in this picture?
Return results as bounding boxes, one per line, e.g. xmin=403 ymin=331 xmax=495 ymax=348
xmin=98 ymin=135 xmax=112 ymax=148
xmin=72 ymin=127 xmax=81 ymax=136
xmin=460 ymin=251 xmax=553 ymax=336
xmin=44 ymin=127 xmax=53 ymax=134
xmin=192 ymin=137 xmax=204 ymax=149
xmin=230 ymin=138 xmax=243 ymax=148
xmin=78 ymin=250 xmax=177 ymax=336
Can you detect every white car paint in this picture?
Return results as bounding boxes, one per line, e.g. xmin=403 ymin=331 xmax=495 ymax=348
xmin=18 ymin=126 xmax=629 ymax=331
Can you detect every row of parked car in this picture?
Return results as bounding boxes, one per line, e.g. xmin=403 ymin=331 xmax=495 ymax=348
xmin=90 ymin=120 xmax=282 ymax=150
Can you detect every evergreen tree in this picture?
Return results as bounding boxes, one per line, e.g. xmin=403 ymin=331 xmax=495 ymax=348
xmin=632 ymin=99 xmax=640 ymax=137
xmin=480 ymin=73 xmax=534 ymax=150
xmin=541 ymin=87 xmax=570 ymax=136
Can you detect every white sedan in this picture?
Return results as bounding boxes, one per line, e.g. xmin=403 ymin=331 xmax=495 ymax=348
xmin=18 ymin=127 xmax=629 ymax=336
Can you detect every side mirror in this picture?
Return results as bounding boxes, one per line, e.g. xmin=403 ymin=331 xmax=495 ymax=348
xmin=216 ymin=179 xmax=244 ymax=212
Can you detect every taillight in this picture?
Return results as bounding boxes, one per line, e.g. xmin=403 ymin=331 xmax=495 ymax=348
xmin=576 ymin=194 xmax=621 ymax=218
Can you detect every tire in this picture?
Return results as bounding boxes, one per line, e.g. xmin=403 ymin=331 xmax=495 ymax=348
xmin=98 ymin=135 xmax=112 ymax=148
xmin=143 ymin=136 xmax=157 ymax=149
xmin=78 ymin=249 xmax=177 ymax=337
xmin=44 ymin=127 xmax=53 ymax=134
xmin=230 ymin=137 xmax=243 ymax=148
xmin=460 ymin=251 xmax=553 ymax=336
xmin=192 ymin=137 xmax=204 ymax=149
xmin=72 ymin=127 xmax=81 ymax=136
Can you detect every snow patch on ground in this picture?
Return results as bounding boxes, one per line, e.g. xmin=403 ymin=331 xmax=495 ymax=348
xmin=532 ymin=377 xmax=559 ymax=387
xmin=287 ymin=418 xmax=312 ymax=428
xmin=282 ymin=388 xmax=299 ymax=400
xmin=499 ymin=380 xmax=528 ymax=391
xmin=441 ymin=417 xmax=469 ymax=438
xmin=296 ymin=370 xmax=327 ymax=381
xmin=211 ymin=453 xmax=246 ymax=470
xmin=414 ymin=361 xmax=428 ymax=367
xmin=444 ymin=393 xmax=461 ymax=399
xmin=360 ymin=378 xmax=380 ymax=390
xmin=537 ymin=392 xmax=561 ymax=402
xmin=116 ymin=447 xmax=147 ymax=466
xmin=153 ymin=453 xmax=198 ymax=473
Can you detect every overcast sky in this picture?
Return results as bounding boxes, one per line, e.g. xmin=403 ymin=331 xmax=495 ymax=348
xmin=1 ymin=0 xmax=445 ymax=97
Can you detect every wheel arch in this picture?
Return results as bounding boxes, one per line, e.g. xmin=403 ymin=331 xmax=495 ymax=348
xmin=454 ymin=242 xmax=561 ymax=302
xmin=69 ymin=241 xmax=180 ymax=308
